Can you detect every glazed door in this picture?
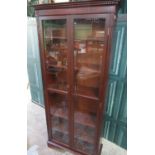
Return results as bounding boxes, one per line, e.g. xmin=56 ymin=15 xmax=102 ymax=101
xmin=40 ymin=14 xmax=111 ymax=152
xmin=42 ymin=18 xmax=68 ymax=91
xmin=72 ymin=15 xmax=109 ymax=154
xmin=41 ymin=17 xmax=71 ymax=145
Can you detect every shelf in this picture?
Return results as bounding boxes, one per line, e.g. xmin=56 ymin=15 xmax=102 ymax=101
xmin=75 ymin=87 xmax=99 ymax=99
xmin=50 ymin=106 xmax=96 ymax=128
xmin=52 ymin=128 xmax=69 ymax=144
xmin=49 ymin=28 xmax=66 ymax=30
xmin=52 ymin=115 xmax=69 ymax=144
xmin=50 ymin=47 xmax=67 ymax=51
xmin=75 ymin=93 xmax=99 ymax=101
xmin=75 ymin=66 xmax=100 ymax=74
xmin=52 ymin=116 xmax=94 ymax=144
xmin=52 ymin=120 xmax=68 ymax=135
xmin=45 ymin=36 xmax=67 ymax=40
xmin=87 ymin=37 xmax=104 ymax=41
xmin=47 ymin=64 xmax=67 ymax=70
xmin=75 ymin=112 xmax=96 ymax=128
xmin=50 ymin=106 xmax=68 ymax=120
xmin=47 ymin=87 xmax=68 ymax=95
xmin=75 ymin=38 xmax=104 ymax=42
xmin=74 ymin=139 xmax=94 ymax=154
xmin=75 ymin=128 xmax=94 ymax=144
xmin=46 ymin=68 xmax=66 ymax=75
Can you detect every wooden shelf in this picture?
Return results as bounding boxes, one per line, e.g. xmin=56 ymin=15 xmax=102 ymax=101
xmin=78 ymin=130 xmax=94 ymax=144
xmin=75 ymin=93 xmax=99 ymax=101
xmin=47 ymin=64 xmax=67 ymax=70
xmin=45 ymin=36 xmax=67 ymax=40
xmin=52 ymin=122 xmax=68 ymax=135
xmin=50 ymin=107 xmax=96 ymax=128
xmin=50 ymin=47 xmax=67 ymax=51
xmin=74 ymin=139 xmax=94 ymax=154
xmin=87 ymin=37 xmax=104 ymax=41
xmin=50 ymin=28 xmax=65 ymax=30
xmin=75 ymin=88 xmax=99 ymax=99
xmin=52 ymin=117 xmax=94 ymax=144
xmin=50 ymin=106 xmax=68 ymax=120
xmin=75 ymin=38 xmax=104 ymax=42
xmin=75 ymin=66 xmax=100 ymax=74
xmin=47 ymin=87 xmax=68 ymax=95
xmin=52 ymin=128 xmax=69 ymax=144
xmin=75 ymin=112 xmax=96 ymax=128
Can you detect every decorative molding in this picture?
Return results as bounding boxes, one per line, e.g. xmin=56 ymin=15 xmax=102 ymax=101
xmin=33 ymin=0 xmax=120 ymax=10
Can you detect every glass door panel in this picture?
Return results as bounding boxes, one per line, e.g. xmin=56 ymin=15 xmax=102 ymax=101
xmin=48 ymin=93 xmax=69 ymax=144
xmin=73 ymin=18 xmax=105 ymax=98
xmin=43 ymin=19 xmax=68 ymax=91
xmin=74 ymin=96 xmax=98 ymax=154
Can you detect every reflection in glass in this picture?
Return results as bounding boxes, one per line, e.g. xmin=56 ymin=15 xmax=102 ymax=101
xmin=74 ymin=18 xmax=105 ymax=98
xmin=74 ymin=97 xmax=97 ymax=154
xmin=43 ymin=20 xmax=68 ymax=91
xmin=73 ymin=18 xmax=105 ymax=154
xmin=49 ymin=93 xmax=69 ymax=144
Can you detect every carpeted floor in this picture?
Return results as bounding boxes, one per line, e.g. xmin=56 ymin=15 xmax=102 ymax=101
xmin=27 ymin=100 xmax=127 ymax=155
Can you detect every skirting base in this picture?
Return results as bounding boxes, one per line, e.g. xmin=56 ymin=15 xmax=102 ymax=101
xmin=47 ymin=141 xmax=103 ymax=155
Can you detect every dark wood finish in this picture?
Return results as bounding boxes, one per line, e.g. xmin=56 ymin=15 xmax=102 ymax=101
xmin=34 ymin=1 xmax=119 ymax=10
xmin=34 ymin=1 xmax=119 ymax=155
xmin=47 ymin=140 xmax=103 ymax=155
xmin=35 ymin=6 xmax=116 ymax=16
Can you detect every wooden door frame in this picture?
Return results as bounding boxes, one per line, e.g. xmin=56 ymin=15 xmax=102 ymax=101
xmin=68 ymin=14 xmax=115 ymax=154
xmin=37 ymin=16 xmax=75 ymax=147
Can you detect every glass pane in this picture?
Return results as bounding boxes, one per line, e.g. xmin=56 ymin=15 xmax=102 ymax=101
xmin=74 ymin=18 xmax=105 ymax=98
xmin=49 ymin=93 xmax=69 ymax=144
xmin=43 ymin=19 xmax=68 ymax=91
xmin=74 ymin=96 xmax=97 ymax=154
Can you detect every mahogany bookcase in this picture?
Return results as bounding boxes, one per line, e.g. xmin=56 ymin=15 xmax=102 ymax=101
xmin=33 ymin=1 xmax=119 ymax=155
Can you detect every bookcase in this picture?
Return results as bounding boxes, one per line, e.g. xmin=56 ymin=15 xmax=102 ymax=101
xmin=34 ymin=1 xmax=119 ymax=154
